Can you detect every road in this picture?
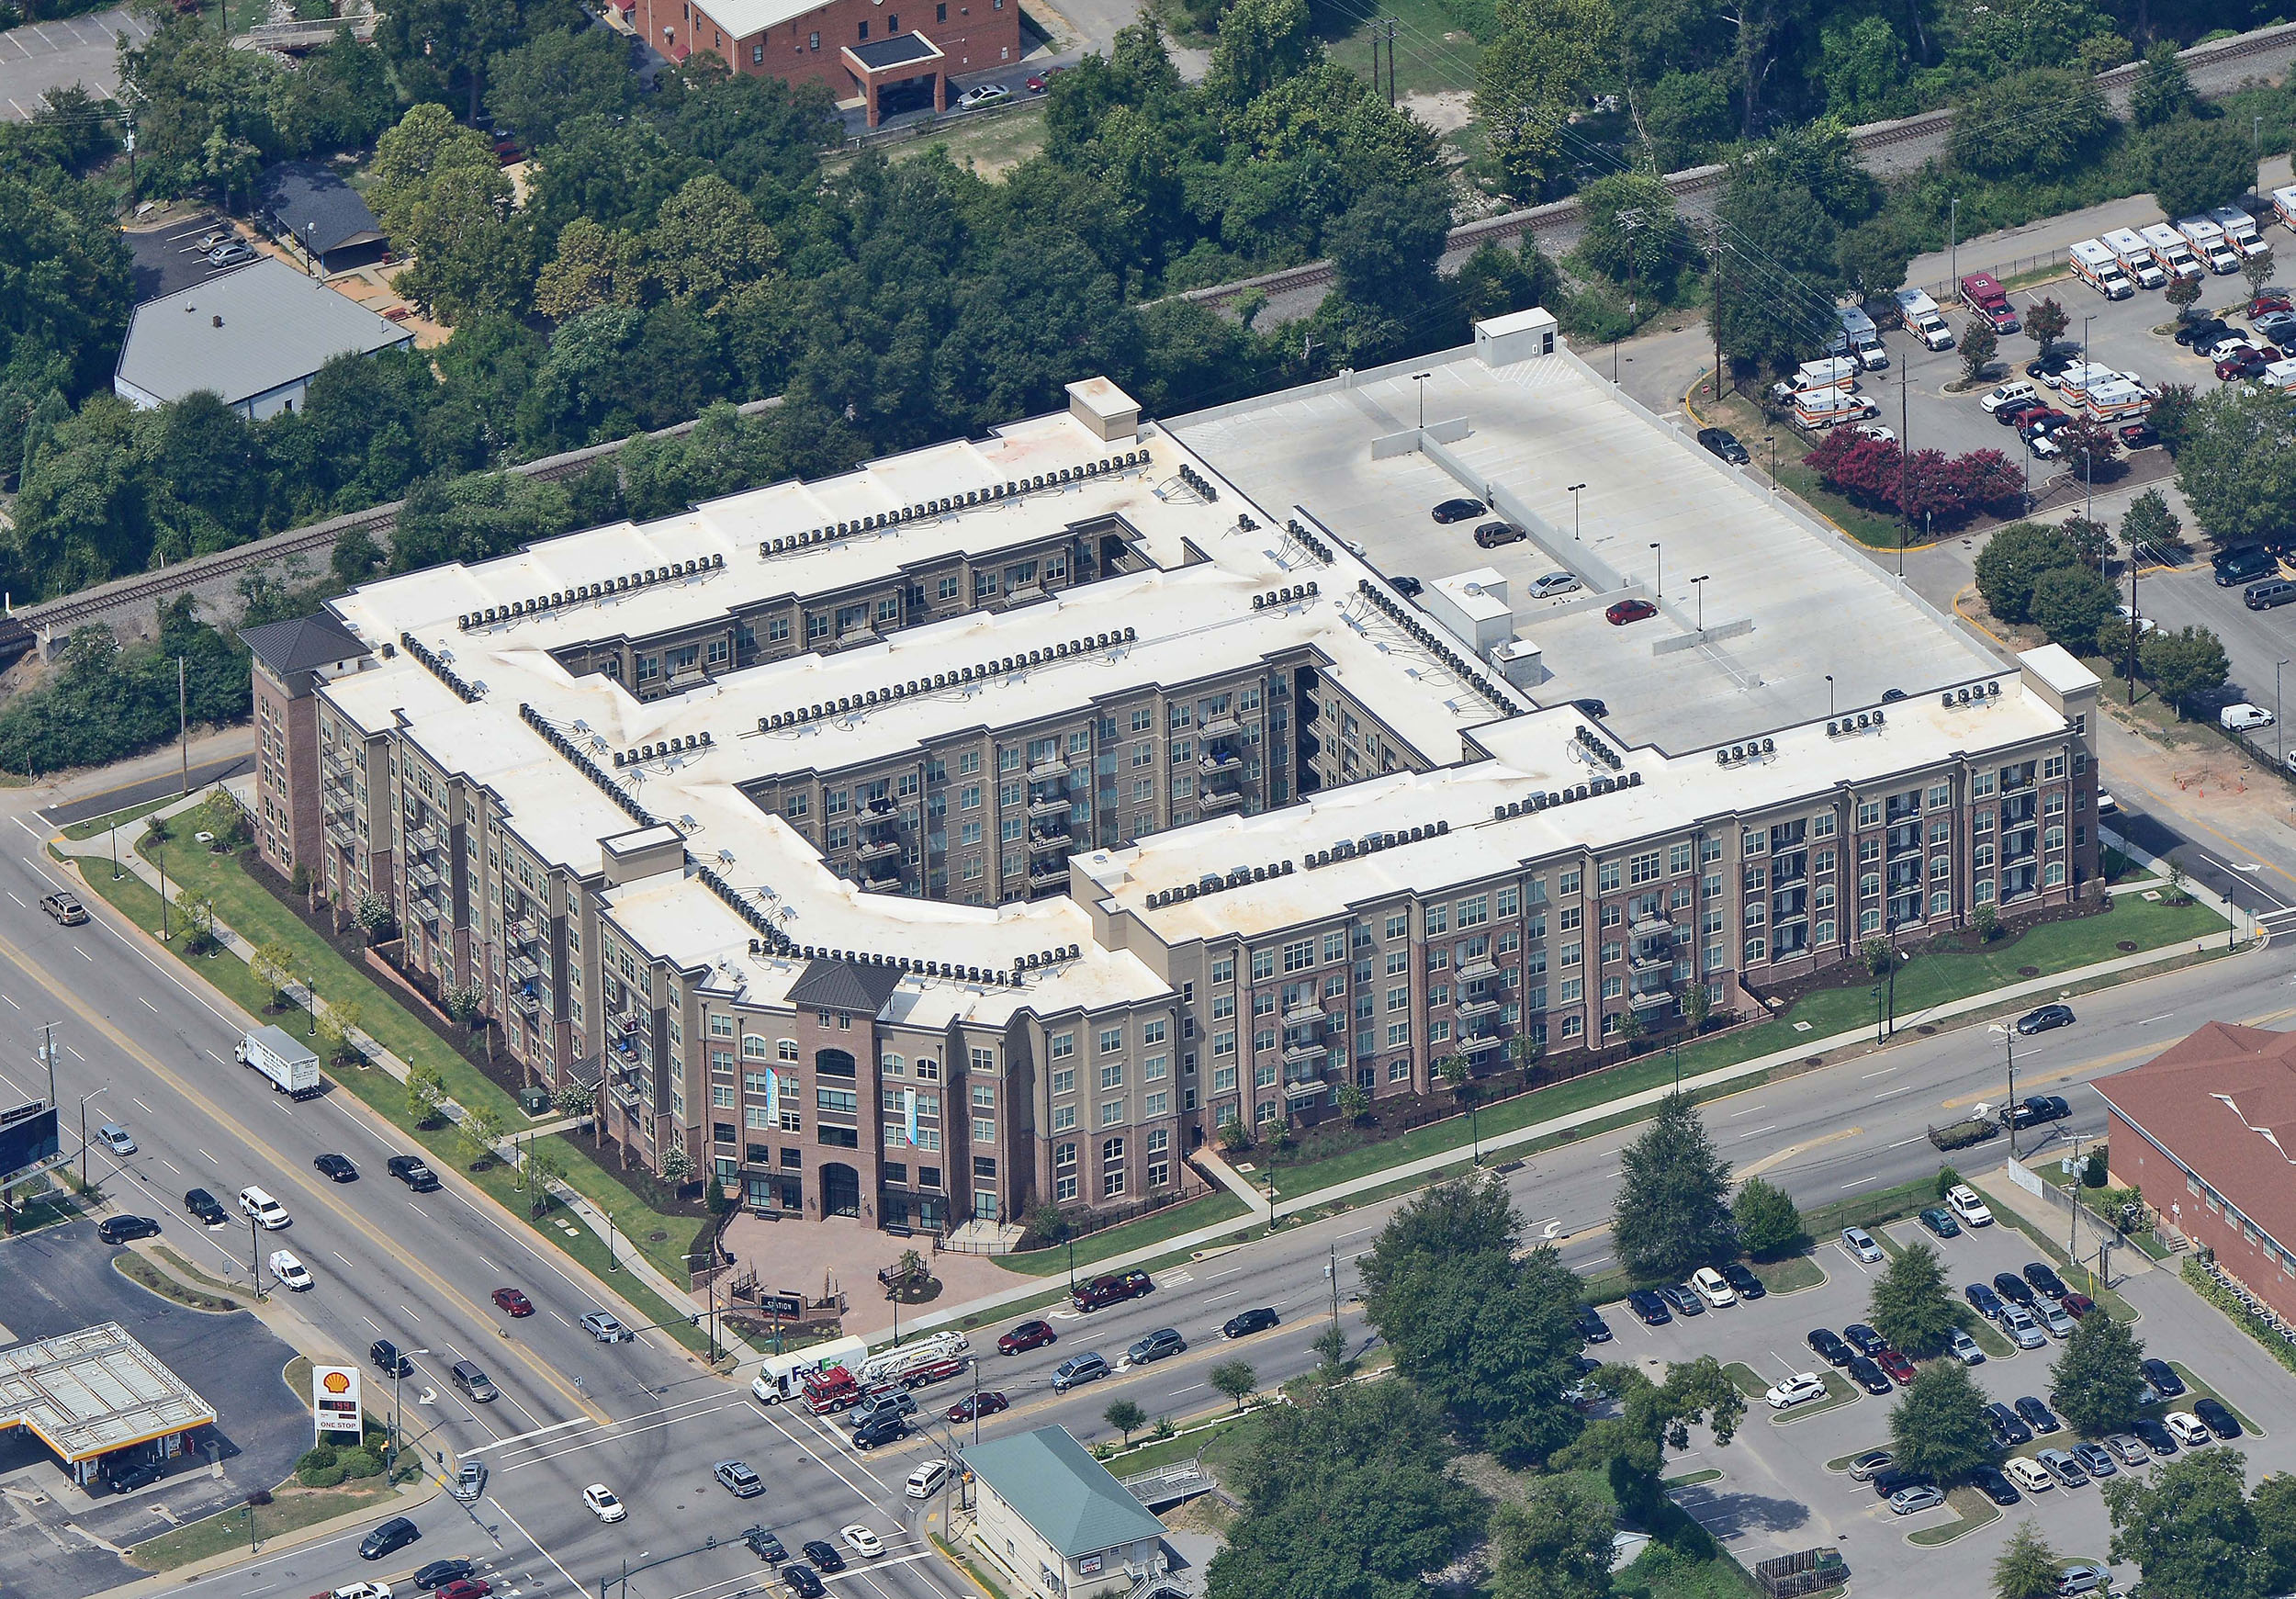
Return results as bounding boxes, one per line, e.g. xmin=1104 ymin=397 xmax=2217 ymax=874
xmin=0 ymin=6 xmax=148 ymax=120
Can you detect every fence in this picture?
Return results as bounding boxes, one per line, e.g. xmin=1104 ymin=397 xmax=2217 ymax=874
xmin=1910 ymin=247 xmax=2072 ymax=310
xmin=1753 ymin=1548 xmax=1849 ymax=1599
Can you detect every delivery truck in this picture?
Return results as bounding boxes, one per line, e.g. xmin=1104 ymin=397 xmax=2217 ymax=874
xmin=2141 ymin=222 xmax=2203 ymax=280
xmin=2069 ymin=239 xmax=2133 ymax=299
xmin=236 ymin=1026 xmax=321 ymax=1098
xmin=1893 ymin=287 xmax=1954 ymax=349
xmin=750 ymin=1335 xmax=870 ymax=1405
xmin=2101 ymin=227 xmax=2167 ymax=289
xmin=2175 ymin=215 xmax=2241 ymax=275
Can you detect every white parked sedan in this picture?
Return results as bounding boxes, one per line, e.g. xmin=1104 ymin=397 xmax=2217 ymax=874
xmin=840 ymin=1524 xmax=884 ymax=1557
xmin=268 ymin=1250 xmax=313 ymax=1291
xmin=583 ymin=1483 xmax=628 ymax=1522
xmin=1764 ymin=1372 xmax=1826 ymax=1410
xmin=956 ymin=84 xmax=1012 ymax=108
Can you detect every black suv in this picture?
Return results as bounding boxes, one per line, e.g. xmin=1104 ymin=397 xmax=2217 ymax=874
xmin=1985 ymin=1401 xmax=2032 ymax=1447
xmin=853 ymin=1411 xmax=910 ymax=1450
xmin=371 ymin=1339 xmax=414 ymax=1378
xmin=1719 ymin=1261 xmax=1766 ymax=1301
xmin=359 ymin=1516 xmax=421 ymax=1560
xmin=1966 ymin=1281 xmax=2004 ymax=1319
xmin=388 ymin=1154 xmax=441 ymax=1191
xmin=183 ymin=1188 xmax=227 ymax=1225
xmin=2216 ymin=545 xmax=2277 ymax=585
xmin=1575 ymin=1305 xmax=1614 ymax=1342
xmin=1697 ymin=427 xmax=1751 ymax=464
xmin=1806 ymin=1327 xmax=1851 ymax=1366
xmin=1842 ymin=1323 xmax=1888 ymax=1357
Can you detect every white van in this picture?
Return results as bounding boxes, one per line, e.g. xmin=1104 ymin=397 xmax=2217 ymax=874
xmin=906 ymin=1458 xmax=952 ymax=1499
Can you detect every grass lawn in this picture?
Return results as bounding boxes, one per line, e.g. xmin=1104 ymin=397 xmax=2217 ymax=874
xmin=996 ymin=1192 xmax=1251 ymax=1277
xmin=70 ymin=848 xmax=714 ymax=1356
xmin=114 ymin=1251 xmax=240 ymax=1312
xmin=1316 ymin=0 xmax=1484 ymax=98
xmin=129 ymin=1474 xmax=402 ymax=1571
xmin=1254 ymin=894 xmax=2220 ymax=1202
xmin=62 ymin=797 xmax=169 ymax=841
xmin=1616 ymin=1543 xmax=1767 ymax=1599
xmin=1907 ymin=1484 xmax=2003 ymax=1546
xmin=1979 ymin=1197 xmax=2137 ymax=1323
xmin=859 ymin=105 xmax=1050 ymax=178
xmin=1750 ymin=1255 xmax=1825 ymax=1294
xmin=1098 ymin=1406 xmax=1266 ymax=1476
xmin=1803 ymin=1176 xmax=1937 ymax=1240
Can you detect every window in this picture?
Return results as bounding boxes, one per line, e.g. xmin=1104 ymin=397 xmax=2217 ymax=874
xmin=1142 ymin=1019 xmax=1166 ymax=1045
xmin=1811 ymin=811 xmax=1836 ymax=838
xmin=1054 ymin=1141 xmax=1077 ymax=1202
xmin=1385 ymin=913 xmax=1408 ymax=940
xmin=1252 ymin=950 xmax=1275 ymax=981
xmin=973 ymin=1116 xmax=995 ymax=1144
xmin=1424 ymin=905 xmax=1448 ymax=934
xmin=1098 ymin=1026 xmax=1123 ymax=1054
xmin=1210 ymin=956 xmax=1234 ymax=985
xmin=1100 ymin=1062 xmax=1123 ymax=1089
xmin=1102 ymin=1137 xmax=1126 ymax=1198
xmin=1052 ymin=1104 xmax=1075 ymax=1132
xmin=1050 ymin=1031 xmax=1074 ymax=1059
xmin=1498 ymin=885 xmax=1520 ymax=918
xmin=1283 ymin=939 xmax=1313 ymax=972
xmin=1051 ymin=1067 xmax=1075 ymax=1096
xmin=1457 ymin=895 xmax=1489 ymax=928
xmin=1598 ymin=861 xmax=1623 ymax=892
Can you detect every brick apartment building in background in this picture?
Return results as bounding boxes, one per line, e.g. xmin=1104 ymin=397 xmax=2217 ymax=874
xmin=625 ymin=0 xmax=1022 ymax=124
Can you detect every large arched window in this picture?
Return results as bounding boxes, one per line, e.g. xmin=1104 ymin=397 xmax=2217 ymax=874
xmin=816 ymin=1048 xmax=856 ymax=1078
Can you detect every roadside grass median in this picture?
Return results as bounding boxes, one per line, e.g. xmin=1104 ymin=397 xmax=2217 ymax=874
xmin=114 ymin=1250 xmax=239 ymax=1312
xmin=61 ymin=797 xmax=170 ymax=841
xmin=128 ymin=1471 xmax=404 ymax=1571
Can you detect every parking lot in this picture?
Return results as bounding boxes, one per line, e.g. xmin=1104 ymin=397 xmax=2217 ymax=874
xmin=1595 ymin=1189 xmax=2296 ymax=1596
xmin=0 ymin=6 xmax=149 ymax=119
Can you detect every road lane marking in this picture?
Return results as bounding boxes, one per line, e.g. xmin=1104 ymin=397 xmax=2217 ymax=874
xmin=132 ymin=1098 xmax=152 ymax=1113
xmin=547 ymin=1309 xmax=570 ymax=1326
xmin=1202 ymin=1289 xmax=1243 ymax=1303
xmin=1736 ymin=1125 xmax=1778 ymax=1140
xmin=161 ymin=1159 xmax=179 ymax=1175
xmin=1205 ymin=1266 xmax=1245 ymax=1279
xmin=1873 ymin=1085 xmax=1915 ymax=1098
xmin=1728 ymin=1104 xmax=1767 ymax=1116
xmin=138 ymin=996 xmax=157 ymax=1011
xmin=75 ymin=948 xmax=90 ymax=962
xmin=197 ymin=1148 xmax=217 ymax=1164
xmin=461 ymin=1415 xmax=594 ymax=1455
xmin=1887 ymin=1135 xmax=1928 ymax=1149
xmin=1840 ymin=1174 xmax=1885 ymax=1188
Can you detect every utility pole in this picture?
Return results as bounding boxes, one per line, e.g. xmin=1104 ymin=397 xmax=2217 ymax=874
xmin=40 ymin=1024 xmax=56 ymax=1110
xmin=2127 ymin=552 xmax=2141 ymax=705
xmin=1711 ymin=232 xmax=1725 ymax=403
xmin=177 ymin=657 xmax=188 ymax=797
xmin=1898 ymin=365 xmax=1911 ymax=562
xmin=250 ymin=1215 xmax=266 ymax=1300
xmin=1383 ymin=20 xmax=1398 ymax=107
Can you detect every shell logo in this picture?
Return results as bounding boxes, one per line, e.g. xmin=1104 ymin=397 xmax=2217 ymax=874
xmin=322 ymin=1370 xmax=353 ymax=1395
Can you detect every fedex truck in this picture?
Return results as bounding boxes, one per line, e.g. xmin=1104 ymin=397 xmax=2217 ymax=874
xmin=750 ymin=1335 xmax=870 ymax=1404
xmin=2141 ymin=222 xmax=2202 ymax=280
xmin=1893 ymin=287 xmax=1954 ymax=349
xmin=2101 ymin=227 xmax=2167 ymax=289
xmin=2069 ymin=240 xmax=2133 ymax=299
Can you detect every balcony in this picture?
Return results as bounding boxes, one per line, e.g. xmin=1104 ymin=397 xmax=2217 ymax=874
xmin=406 ymin=857 xmax=443 ymax=893
xmin=1028 ymin=793 xmax=1068 ymax=819
xmin=1282 ymin=1037 xmax=1326 ymax=1064
xmin=1630 ymin=911 xmax=1672 ymax=938
xmin=607 ymin=1073 xmax=645 ymax=1110
xmin=1629 ymin=946 xmax=1671 ymax=974
xmin=1282 ymin=1076 xmax=1328 ymax=1103
xmin=1027 ymin=753 xmax=1067 ymax=779
xmin=1199 ymin=748 xmax=1242 ymax=774
xmin=510 ymin=985 xmax=542 ymax=1016
xmin=1200 ymin=713 xmax=1240 ymax=738
xmin=1629 ymin=987 xmax=1673 ymax=1011
xmin=507 ymin=949 xmax=541 ymax=985
xmin=1200 ymin=787 xmax=1245 ymax=812
xmin=1457 ymin=956 xmax=1498 ymax=981
xmin=1455 ymin=996 xmax=1502 ymax=1020
xmin=864 ymin=865 xmax=906 ymax=892
xmin=1029 ymin=828 xmax=1069 ymax=855
xmin=1281 ymin=996 xmax=1322 ymax=1023
xmin=857 ymin=836 xmax=903 ymax=862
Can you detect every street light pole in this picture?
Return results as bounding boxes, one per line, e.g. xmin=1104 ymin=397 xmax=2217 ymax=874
xmin=1691 ymin=575 xmax=1710 ymax=634
xmin=1649 ymin=541 xmax=1662 ymax=607
xmin=2278 ymin=659 xmax=2289 ymax=767
xmin=1566 ymin=483 xmax=1585 ymax=541
xmin=1826 ymin=675 xmax=1835 ymax=718
xmin=1990 ymin=1022 xmax=2019 ymax=1159
xmin=1411 ymin=372 xmax=1432 ymax=432
xmin=1949 ymin=196 xmax=1959 ymax=287
xmin=78 ymin=1085 xmax=108 ymax=1191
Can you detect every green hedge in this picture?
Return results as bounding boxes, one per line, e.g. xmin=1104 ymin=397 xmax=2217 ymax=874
xmin=2180 ymin=1257 xmax=2296 ymax=1378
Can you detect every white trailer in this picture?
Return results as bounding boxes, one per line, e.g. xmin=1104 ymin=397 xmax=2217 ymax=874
xmin=236 ymin=1026 xmax=321 ymax=1098
xmin=1893 ymin=287 xmax=1954 ymax=349
xmin=2141 ymin=222 xmax=2203 ymax=280
xmin=2176 ymin=215 xmax=2240 ymax=275
xmin=2101 ymin=227 xmax=2167 ymax=289
xmin=750 ymin=1335 xmax=870 ymax=1404
xmin=2070 ymin=240 xmax=2133 ymax=299
xmin=2210 ymin=205 xmax=2268 ymax=257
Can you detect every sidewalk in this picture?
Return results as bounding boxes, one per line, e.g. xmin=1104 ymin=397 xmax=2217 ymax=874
xmin=51 ymin=793 xmax=760 ymax=1367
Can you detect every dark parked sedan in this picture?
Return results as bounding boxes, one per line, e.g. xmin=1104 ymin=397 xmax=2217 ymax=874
xmin=414 ymin=1560 xmax=477 ymax=1591
xmin=2023 ymin=1262 xmax=2069 ymax=1300
xmin=2133 ymin=1416 xmax=2178 ymax=1456
xmin=1992 ymin=1272 xmax=2036 ymax=1309
xmin=1432 ymin=497 xmax=1486 ymax=524
xmin=1223 ymin=1308 xmax=1280 ymax=1340
xmin=1575 ymin=1304 xmax=1615 ymax=1341
xmin=1658 ymin=1283 xmax=1705 ymax=1317
xmin=97 ymin=1215 xmax=162 ymax=1244
xmin=2014 ymin=1396 xmax=2062 ymax=1435
xmin=1806 ymin=1327 xmax=1852 ymax=1366
xmin=1918 ymin=1207 xmax=1962 ymax=1239
xmin=1970 ymin=1464 xmax=2022 ymax=1506
xmin=1719 ymin=1261 xmax=1765 ymax=1301
xmin=2194 ymin=1397 xmax=2243 ymax=1438
xmin=1626 ymin=1289 xmax=1671 ymax=1325
xmin=1966 ymin=1282 xmax=2004 ymax=1319
xmin=1843 ymin=1323 xmax=1888 ymax=1357
xmin=1846 ymin=1356 xmax=1893 ymax=1395
xmin=2139 ymin=1357 xmax=2186 ymax=1398
xmin=106 ymin=1458 xmax=163 ymax=1492
xmin=313 ymin=1153 xmax=358 ymax=1182
xmin=1697 ymin=427 xmax=1751 ymax=464
xmin=998 ymin=1320 xmax=1057 ymax=1355
xmin=1870 ymin=1467 xmax=1930 ymax=1501
xmin=947 ymin=1390 xmax=1009 ymax=1423
xmin=803 ymin=1539 xmax=848 ymax=1573
xmin=2016 ymin=1003 xmax=2076 ymax=1034
xmin=1986 ymin=1401 xmax=2032 ymax=1447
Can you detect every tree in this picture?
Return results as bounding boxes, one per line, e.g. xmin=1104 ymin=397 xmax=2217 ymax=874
xmin=1993 ymin=1519 xmax=2065 ymax=1599
xmin=2251 ymin=1471 xmax=2296 ymax=1598
xmin=2176 ymin=387 xmax=2296 ymax=545
xmin=316 ymin=1000 xmax=363 ymax=1067
xmin=1552 ymin=1356 xmax=1743 ymax=1526
xmin=2167 ymin=276 xmax=2204 ymax=320
xmin=2050 ymin=1312 xmax=2150 ymax=1438
xmin=1733 ymin=1177 xmax=1807 ymax=1260
xmin=2106 ymin=1449 xmax=2258 ymax=1598
xmin=1201 ymin=0 xmax=1318 ymax=111
xmin=1869 ymin=1240 xmax=1959 ymax=1357
xmin=354 ymin=892 xmax=395 ymax=940
xmin=1952 ymin=70 xmax=2110 ymax=179
xmin=1104 ymin=1398 xmax=1147 ymax=1447
xmin=1312 ymin=1323 xmax=1350 ymax=1377
xmin=2141 ymin=625 xmax=2231 ymax=716
xmin=554 ymin=1079 xmax=597 ymax=1120
xmin=1491 ymin=1474 xmax=1617 ymax=1599
xmin=1210 ymin=1359 xmax=1257 ymax=1411
xmin=1324 ymin=181 xmax=1453 ymax=327
xmin=659 ymin=1141 xmax=696 ymax=1183
xmin=1888 ymin=1359 xmax=1998 ymax=1482
xmin=2149 ymin=383 xmax=2200 ymax=454
xmin=1208 ymin=1379 xmax=1488 ymax=1599
xmin=2057 ymin=512 xmax=2115 ymax=573
xmin=407 ymin=1061 xmax=446 ymax=1127
xmin=1975 ymin=522 xmax=2081 ymax=624
xmin=1960 ymin=320 xmax=1998 ymax=384
xmin=1336 ymin=1081 xmax=1371 ymax=1123
xmin=1576 ymin=171 xmax=1686 ymax=299
xmin=1475 ymin=0 xmax=1615 ymax=199
xmin=2128 ymin=41 xmax=2198 ymax=129
xmin=253 ymin=939 xmax=298 ymax=1011
xmin=1682 ymin=980 xmax=1711 ymax=1033
xmin=1837 ymin=215 xmax=1915 ymax=301
xmin=522 ymin=1140 xmax=565 ymax=1216
xmin=1711 ymin=174 xmax=1839 ymax=374
xmin=485 ymin=28 xmax=635 ymax=145
xmin=2244 ymin=248 xmax=2278 ymax=300
xmin=2025 ymin=297 xmax=2068 ymax=355
xmin=458 ymin=1105 xmax=503 ymax=1169
xmin=2147 ymin=116 xmax=2257 ymax=220
xmin=1613 ymin=1094 xmax=1736 ymax=1280
xmin=2030 ymin=564 xmax=2118 ymax=651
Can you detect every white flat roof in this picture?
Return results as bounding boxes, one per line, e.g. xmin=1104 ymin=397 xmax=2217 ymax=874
xmin=0 ymin=1323 xmax=216 ymax=1464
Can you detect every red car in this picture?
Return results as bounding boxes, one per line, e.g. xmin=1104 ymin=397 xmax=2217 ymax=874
xmin=437 ymin=1582 xmax=495 ymax=1599
xmin=1024 ymin=65 xmax=1065 ymax=92
xmin=997 ymin=1320 xmax=1056 ymax=1356
xmin=2059 ymin=1291 xmax=2096 ymax=1319
xmin=948 ymin=1390 xmax=1010 ymax=1423
xmin=491 ymin=1287 xmax=535 ymax=1317
xmin=1876 ymin=1348 xmax=1918 ymax=1385
xmin=1604 ymin=598 xmax=1658 ymax=625
xmin=2250 ymin=291 xmax=2293 ymax=318
xmin=2217 ymin=349 xmax=2269 ymax=380
xmin=1071 ymin=1269 xmax=1154 ymax=1312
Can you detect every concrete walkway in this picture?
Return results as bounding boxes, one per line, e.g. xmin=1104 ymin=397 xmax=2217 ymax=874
xmin=50 ymin=793 xmax=760 ymax=1366
xmin=1187 ymin=1143 xmax=1267 ymax=1211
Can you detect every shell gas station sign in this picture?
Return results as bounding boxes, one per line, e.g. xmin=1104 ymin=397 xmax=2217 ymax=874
xmin=311 ymin=1364 xmax=363 ymax=1441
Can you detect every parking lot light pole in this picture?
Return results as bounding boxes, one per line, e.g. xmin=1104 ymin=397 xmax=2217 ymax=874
xmin=1691 ymin=575 xmax=1710 ymax=634
xmin=1825 ymin=675 xmax=1835 ymax=717
xmin=1649 ymin=542 xmax=1661 ymax=605
xmin=1411 ymin=372 xmax=1432 ymax=432
xmin=1566 ymin=483 xmax=1586 ymax=540
xmin=2278 ymin=659 xmax=2289 ymax=766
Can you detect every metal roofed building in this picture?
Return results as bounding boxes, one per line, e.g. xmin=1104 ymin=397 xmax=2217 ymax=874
xmin=113 ymin=256 xmax=415 ymax=420
xmin=0 ymin=1323 xmax=217 ymax=1487
xmin=264 ymin=328 xmax=2099 ymax=1233
xmin=961 ymin=1425 xmax=1176 ymax=1599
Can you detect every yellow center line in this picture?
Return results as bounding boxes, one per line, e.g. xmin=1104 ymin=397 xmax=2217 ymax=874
xmin=1738 ymin=1127 xmax=1863 ymax=1181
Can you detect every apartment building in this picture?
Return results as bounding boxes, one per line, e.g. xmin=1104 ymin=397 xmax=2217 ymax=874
xmin=254 ymin=336 xmax=2099 ymax=1233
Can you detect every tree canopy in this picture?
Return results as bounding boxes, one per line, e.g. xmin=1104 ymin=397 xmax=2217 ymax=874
xmin=1868 ymin=1240 xmax=1960 ymax=1357
xmin=1612 ymin=1094 xmax=1736 ymax=1280
xmin=1888 ymin=1359 xmax=1998 ymax=1481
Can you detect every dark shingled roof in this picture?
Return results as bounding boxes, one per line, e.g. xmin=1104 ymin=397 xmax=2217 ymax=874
xmin=240 ymin=612 xmax=366 ymax=678
xmin=260 ymin=162 xmax=386 ymax=257
xmin=786 ymin=958 xmax=904 ymax=1016
xmin=849 ymin=32 xmax=939 ymax=67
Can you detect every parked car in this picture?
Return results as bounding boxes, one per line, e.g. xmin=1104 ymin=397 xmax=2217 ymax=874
xmin=2000 ymin=1305 xmax=2046 ymax=1348
xmin=2193 ymin=1397 xmax=2243 ymax=1438
xmin=1918 ymin=1207 xmax=1962 ymax=1238
xmin=1995 ymin=397 xmax=2050 ymax=426
xmin=2223 ymin=702 xmax=2276 ymax=732
xmin=2174 ymin=317 xmax=2233 ymax=347
xmin=2036 ymin=1301 xmax=2076 ymax=1338
xmin=2119 ymin=421 xmax=2161 ymax=449
xmin=2035 ymin=1448 xmax=2088 ymax=1487
xmin=2104 ymin=1434 xmax=2150 ymax=1465
xmin=1875 ymin=1349 xmax=1917 ymax=1385
xmin=999 ymin=1319 xmax=1056 ymax=1355
xmin=1970 ymin=1465 xmax=2022 ymax=1505
xmin=1604 ymin=598 xmax=1659 ymax=625
xmin=1846 ymin=1356 xmax=1893 ymax=1395
xmin=1888 ymin=1484 xmax=1945 ymax=1515
xmin=2057 ymin=1290 xmax=2096 ymax=1321
xmin=1432 ymin=497 xmax=1486 ymax=523
xmin=2071 ymin=1441 xmax=2118 ymax=1478
xmin=1690 ymin=1267 xmax=1738 ymax=1308
xmin=2057 ymin=1564 xmax=2109 ymax=1596
xmin=1986 ymin=1402 xmax=2033 ymax=1447
xmin=1847 ymin=1448 xmax=1895 ymax=1481
xmin=2016 ymin=1003 xmax=2076 ymax=1034
xmin=1843 ymin=1323 xmax=1888 ymax=1357
xmin=106 ymin=1458 xmax=164 ymax=1492
xmin=1052 ymin=1353 xmax=1110 ymax=1391
xmin=1390 ymin=575 xmax=1424 ymax=597
xmin=1841 ymin=1227 xmax=1884 ymax=1263
xmin=1575 ymin=1305 xmax=1614 ymax=1342
xmin=1764 ymin=1372 xmax=1827 ymax=1410
xmin=1947 ymin=1185 xmax=1994 ymax=1226
xmin=1528 ymin=572 xmax=1582 ymax=599
xmin=1869 ymin=1467 xmax=1928 ymax=1500
xmin=1806 ymin=1327 xmax=1851 ymax=1366
xmin=1719 ymin=1262 xmax=1765 ymax=1301
xmin=1473 ymin=520 xmax=1529 ymax=548
xmin=2218 ymin=348 xmax=2271 ymax=379
xmin=1697 ymin=427 xmax=1751 ymax=463
xmin=2133 ymin=1416 xmax=2179 ymax=1456
xmin=1023 ymin=66 xmax=1065 ymax=91
xmin=1627 ymin=1289 xmax=1671 ymax=1325
xmin=2140 ymin=1357 xmax=2187 ymax=1398
xmin=1948 ymin=1328 xmax=1984 ymax=1365
xmin=1658 ymin=1283 xmax=1706 ymax=1317
xmin=2015 ymin=1396 xmax=2062 ymax=1435
xmin=1966 ymin=1281 xmax=2005 ymax=1319
xmin=954 ymin=84 xmax=1011 ymax=109
xmin=2003 ymin=1458 xmax=2054 ymax=1494
xmin=313 ymin=1153 xmax=358 ymax=1182
xmin=1223 ymin=1308 xmax=1281 ymax=1340
xmin=713 ymin=1459 xmax=764 ymax=1497
xmin=2214 ymin=545 xmax=2277 ymax=585
xmin=97 ymin=1215 xmax=162 ymax=1244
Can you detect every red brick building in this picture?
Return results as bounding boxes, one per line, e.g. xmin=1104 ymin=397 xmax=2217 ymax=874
xmin=631 ymin=0 xmax=1022 ymax=124
xmin=2095 ymin=1021 xmax=2296 ymax=1322
xmin=242 ymin=614 xmax=369 ymax=885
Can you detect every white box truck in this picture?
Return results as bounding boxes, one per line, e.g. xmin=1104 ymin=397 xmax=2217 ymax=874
xmin=2070 ymin=239 xmax=2133 ymax=299
xmin=2176 ymin=215 xmax=2240 ymax=275
xmin=750 ymin=1335 xmax=870 ymax=1404
xmin=2211 ymin=205 xmax=2268 ymax=258
xmin=2274 ymin=185 xmax=2296 ymax=234
xmin=2101 ymin=227 xmax=2167 ymax=289
xmin=2141 ymin=222 xmax=2203 ymax=280
xmin=237 ymin=1025 xmax=321 ymax=1098
xmin=1836 ymin=305 xmax=1889 ymax=369
xmin=1893 ymin=287 xmax=1954 ymax=349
